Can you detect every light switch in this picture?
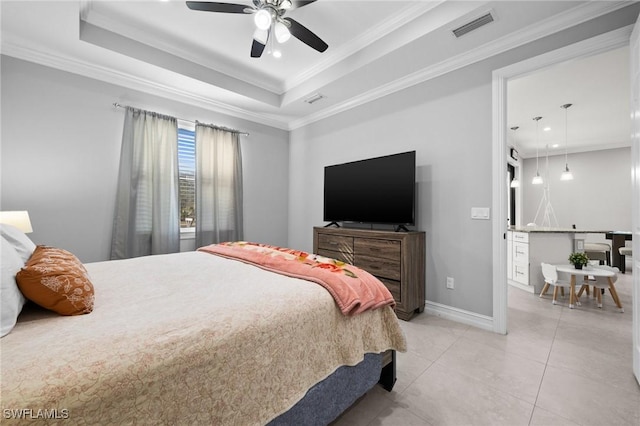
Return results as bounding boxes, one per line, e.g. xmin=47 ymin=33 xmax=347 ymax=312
xmin=471 ymin=207 xmax=491 ymax=220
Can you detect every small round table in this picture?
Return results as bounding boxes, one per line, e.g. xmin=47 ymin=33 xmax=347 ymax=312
xmin=554 ymin=264 xmax=622 ymax=311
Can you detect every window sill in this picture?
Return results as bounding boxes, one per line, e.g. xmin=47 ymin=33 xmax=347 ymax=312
xmin=180 ymin=228 xmax=195 ymax=240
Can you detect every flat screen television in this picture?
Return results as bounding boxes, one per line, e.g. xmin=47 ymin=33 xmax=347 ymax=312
xmin=323 ymin=151 xmax=416 ymax=226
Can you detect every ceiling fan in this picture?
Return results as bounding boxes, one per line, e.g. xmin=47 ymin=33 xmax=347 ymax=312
xmin=186 ymin=0 xmax=328 ymax=58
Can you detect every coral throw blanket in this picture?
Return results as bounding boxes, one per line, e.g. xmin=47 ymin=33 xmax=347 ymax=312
xmin=198 ymin=242 xmax=395 ymax=316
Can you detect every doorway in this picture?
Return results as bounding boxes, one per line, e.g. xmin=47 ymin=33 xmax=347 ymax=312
xmin=491 ymin=27 xmax=634 ymax=335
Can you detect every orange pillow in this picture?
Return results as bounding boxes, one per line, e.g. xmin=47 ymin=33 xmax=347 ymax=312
xmin=16 ymin=246 xmax=94 ymax=316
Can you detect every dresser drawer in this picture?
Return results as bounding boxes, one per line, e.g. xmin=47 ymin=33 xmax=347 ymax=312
xmin=354 ymin=238 xmax=400 ymax=261
xmin=379 ymin=277 xmax=401 ymax=302
xmin=317 ymin=234 xmax=353 ymax=255
xmin=316 ymin=248 xmax=353 ymax=264
xmin=354 ymin=254 xmax=401 ymax=281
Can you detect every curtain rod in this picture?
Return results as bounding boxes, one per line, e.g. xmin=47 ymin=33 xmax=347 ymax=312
xmin=112 ymin=103 xmax=249 ymax=136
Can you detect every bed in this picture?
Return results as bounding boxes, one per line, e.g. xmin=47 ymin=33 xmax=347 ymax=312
xmin=1 ymin=228 xmax=406 ymax=425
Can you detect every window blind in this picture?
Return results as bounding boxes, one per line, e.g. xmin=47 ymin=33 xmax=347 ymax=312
xmin=178 ymin=128 xmax=196 ymax=228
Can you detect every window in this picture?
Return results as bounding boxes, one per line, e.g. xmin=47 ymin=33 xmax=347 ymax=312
xmin=178 ymin=127 xmax=195 ymax=229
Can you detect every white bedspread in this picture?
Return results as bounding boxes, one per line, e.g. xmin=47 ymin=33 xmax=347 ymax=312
xmin=1 ymin=251 xmax=406 ymax=425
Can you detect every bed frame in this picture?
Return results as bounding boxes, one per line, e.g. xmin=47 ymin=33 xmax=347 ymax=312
xmin=269 ymin=349 xmax=396 ymax=425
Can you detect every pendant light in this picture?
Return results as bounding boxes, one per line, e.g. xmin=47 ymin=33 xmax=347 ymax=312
xmin=560 ymin=103 xmax=574 ymax=181
xmin=532 ymin=116 xmax=543 ymax=185
xmin=510 ymin=126 xmax=520 ymax=188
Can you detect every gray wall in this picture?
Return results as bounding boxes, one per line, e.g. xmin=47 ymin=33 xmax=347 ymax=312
xmin=523 ymin=147 xmax=632 ymax=236
xmin=2 ymin=5 xmax=637 ymax=319
xmin=288 ymin=7 xmax=639 ymax=318
xmin=1 ymin=56 xmax=290 ymax=262
xmin=289 ymin=66 xmax=494 ymax=316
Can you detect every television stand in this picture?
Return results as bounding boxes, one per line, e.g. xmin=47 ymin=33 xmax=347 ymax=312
xmin=324 ymin=222 xmax=340 ymax=228
xmin=394 ymin=225 xmax=409 ymax=232
xmin=313 ymin=227 xmax=425 ymax=320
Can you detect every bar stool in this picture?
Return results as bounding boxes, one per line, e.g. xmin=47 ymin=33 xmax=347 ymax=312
xmin=584 ymin=242 xmax=611 ymax=266
xmin=619 ymin=247 xmax=632 ymax=273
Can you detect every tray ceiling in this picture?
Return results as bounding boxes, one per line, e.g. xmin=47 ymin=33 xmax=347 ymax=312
xmin=1 ymin=0 xmax=633 ymax=148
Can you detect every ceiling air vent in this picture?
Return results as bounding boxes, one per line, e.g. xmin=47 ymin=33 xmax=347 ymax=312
xmin=304 ymin=93 xmax=326 ymax=104
xmin=452 ymin=12 xmax=494 ymax=38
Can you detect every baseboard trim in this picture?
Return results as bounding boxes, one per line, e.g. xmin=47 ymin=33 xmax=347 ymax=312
xmin=507 ymin=280 xmax=536 ymax=294
xmin=424 ymin=301 xmax=494 ymax=332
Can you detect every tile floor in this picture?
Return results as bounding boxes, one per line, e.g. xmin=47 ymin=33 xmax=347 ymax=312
xmin=334 ymin=270 xmax=640 ymax=425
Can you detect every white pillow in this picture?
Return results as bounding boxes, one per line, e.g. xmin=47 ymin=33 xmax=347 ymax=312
xmin=0 ymin=223 xmax=36 ymax=263
xmin=1 ymin=236 xmax=27 ymax=337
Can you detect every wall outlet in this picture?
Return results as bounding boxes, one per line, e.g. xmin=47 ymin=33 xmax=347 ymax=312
xmin=446 ymin=277 xmax=454 ymax=289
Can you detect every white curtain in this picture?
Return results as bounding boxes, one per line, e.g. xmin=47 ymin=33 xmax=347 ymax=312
xmin=195 ymin=123 xmax=243 ymax=247
xmin=111 ymin=107 xmax=180 ymax=259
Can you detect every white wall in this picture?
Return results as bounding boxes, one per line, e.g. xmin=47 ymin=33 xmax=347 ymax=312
xmin=1 ymin=56 xmax=290 ymax=262
xmin=289 ymin=7 xmax=639 ymax=318
xmin=523 ymin=148 xmax=631 ymax=230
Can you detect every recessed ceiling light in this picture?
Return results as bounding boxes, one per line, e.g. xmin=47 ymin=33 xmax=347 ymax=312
xmin=543 ymin=127 xmax=551 ymax=132
xmin=551 ymin=143 xmax=559 ymax=148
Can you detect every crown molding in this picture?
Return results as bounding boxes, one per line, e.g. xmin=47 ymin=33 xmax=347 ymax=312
xmin=81 ymin=8 xmax=284 ymax=95
xmin=281 ymin=1 xmax=445 ymax=93
xmin=289 ymin=0 xmax=633 ymax=130
xmin=0 ymin=39 xmax=290 ymax=131
xmin=1 ymin=1 xmax=633 ymax=133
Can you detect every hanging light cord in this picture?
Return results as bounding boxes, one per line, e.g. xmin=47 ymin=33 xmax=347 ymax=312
xmin=534 ymin=116 xmax=542 ymax=172
xmin=562 ymin=103 xmax=572 ymax=167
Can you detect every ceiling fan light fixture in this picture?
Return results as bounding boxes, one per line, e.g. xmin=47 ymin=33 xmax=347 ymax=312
xmin=254 ymin=9 xmax=272 ymax=30
xmin=272 ymin=49 xmax=282 ymax=58
xmin=186 ymin=1 xmax=327 ymax=58
xmin=253 ymin=28 xmax=268 ymax=44
xmin=275 ymin=21 xmax=291 ymax=43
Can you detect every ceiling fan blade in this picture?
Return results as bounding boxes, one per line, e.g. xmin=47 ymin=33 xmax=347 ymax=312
xmin=251 ymin=40 xmax=266 ymax=57
xmin=283 ymin=18 xmax=328 ymax=53
xmin=290 ymin=1 xmax=317 ymax=9
xmin=186 ymin=1 xmax=251 ymax=13
xmin=251 ymin=29 xmax=268 ymax=57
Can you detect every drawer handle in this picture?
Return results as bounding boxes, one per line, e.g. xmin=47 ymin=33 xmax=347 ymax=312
xmin=328 ymin=242 xmax=338 ymax=245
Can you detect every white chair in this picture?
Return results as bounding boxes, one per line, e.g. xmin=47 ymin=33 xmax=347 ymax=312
xmin=540 ymin=263 xmax=573 ymax=305
xmin=577 ymin=265 xmax=623 ymax=312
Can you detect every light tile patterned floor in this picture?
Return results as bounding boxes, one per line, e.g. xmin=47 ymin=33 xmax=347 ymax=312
xmin=334 ymin=270 xmax=640 ymax=426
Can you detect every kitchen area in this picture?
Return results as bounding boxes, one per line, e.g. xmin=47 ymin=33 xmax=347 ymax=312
xmin=506 ymin=46 xmax=632 ymax=295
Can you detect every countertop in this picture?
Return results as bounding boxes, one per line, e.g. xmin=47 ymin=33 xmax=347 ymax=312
xmin=508 ymin=227 xmax=611 ymax=234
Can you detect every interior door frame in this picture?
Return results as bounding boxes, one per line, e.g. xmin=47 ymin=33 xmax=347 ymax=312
xmin=629 ymin=13 xmax=640 ymax=385
xmin=491 ymin=26 xmax=634 ymax=335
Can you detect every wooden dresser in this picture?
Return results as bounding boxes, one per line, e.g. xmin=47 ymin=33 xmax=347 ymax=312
xmin=313 ymin=227 xmax=425 ymax=321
